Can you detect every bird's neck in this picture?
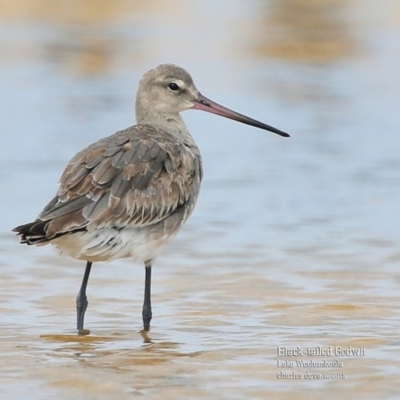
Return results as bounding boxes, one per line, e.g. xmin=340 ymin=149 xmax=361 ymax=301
xmin=136 ymin=111 xmax=197 ymax=147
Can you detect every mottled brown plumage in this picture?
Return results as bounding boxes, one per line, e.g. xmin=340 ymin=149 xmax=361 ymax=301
xmin=15 ymin=125 xmax=201 ymax=245
xmin=13 ymin=64 xmax=288 ymax=334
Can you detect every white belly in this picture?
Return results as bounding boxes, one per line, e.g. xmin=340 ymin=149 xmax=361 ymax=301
xmin=51 ymin=226 xmax=179 ymax=263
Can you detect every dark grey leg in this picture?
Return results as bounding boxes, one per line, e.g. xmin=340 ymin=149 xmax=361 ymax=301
xmin=142 ymin=261 xmax=152 ymax=331
xmin=76 ymin=261 xmax=92 ymax=333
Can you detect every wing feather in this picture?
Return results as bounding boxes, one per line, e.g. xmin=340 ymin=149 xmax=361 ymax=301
xmin=22 ymin=125 xmax=202 ymax=241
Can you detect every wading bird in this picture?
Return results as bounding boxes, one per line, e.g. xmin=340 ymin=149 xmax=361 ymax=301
xmin=13 ymin=64 xmax=289 ymax=334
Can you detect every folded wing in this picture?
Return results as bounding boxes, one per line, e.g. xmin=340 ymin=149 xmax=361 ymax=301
xmin=13 ymin=125 xmax=202 ymax=244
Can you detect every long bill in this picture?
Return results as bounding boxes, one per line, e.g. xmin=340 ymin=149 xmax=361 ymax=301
xmin=192 ymin=93 xmax=290 ymax=137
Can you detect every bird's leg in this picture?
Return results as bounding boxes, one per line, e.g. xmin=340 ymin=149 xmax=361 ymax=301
xmin=76 ymin=261 xmax=92 ymax=334
xmin=142 ymin=260 xmax=152 ymax=331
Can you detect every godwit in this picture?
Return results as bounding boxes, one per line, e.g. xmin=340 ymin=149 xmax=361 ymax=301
xmin=13 ymin=64 xmax=289 ymax=334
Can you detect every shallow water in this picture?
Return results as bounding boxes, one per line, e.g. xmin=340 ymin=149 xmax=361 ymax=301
xmin=1 ymin=0 xmax=400 ymax=399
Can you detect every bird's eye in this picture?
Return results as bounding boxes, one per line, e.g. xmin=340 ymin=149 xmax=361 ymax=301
xmin=168 ymin=82 xmax=180 ymax=91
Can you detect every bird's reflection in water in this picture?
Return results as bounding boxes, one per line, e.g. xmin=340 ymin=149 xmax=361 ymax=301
xmin=39 ymin=329 xmax=201 ymax=366
xmin=140 ymin=329 xmax=153 ymax=344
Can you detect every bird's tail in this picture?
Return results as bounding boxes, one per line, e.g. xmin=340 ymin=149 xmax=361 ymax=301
xmin=12 ymin=220 xmax=49 ymax=245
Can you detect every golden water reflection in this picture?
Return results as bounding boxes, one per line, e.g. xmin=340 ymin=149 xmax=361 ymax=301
xmin=1 ymin=253 xmax=399 ymax=399
xmin=255 ymin=0 xmax=357 ymax=62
